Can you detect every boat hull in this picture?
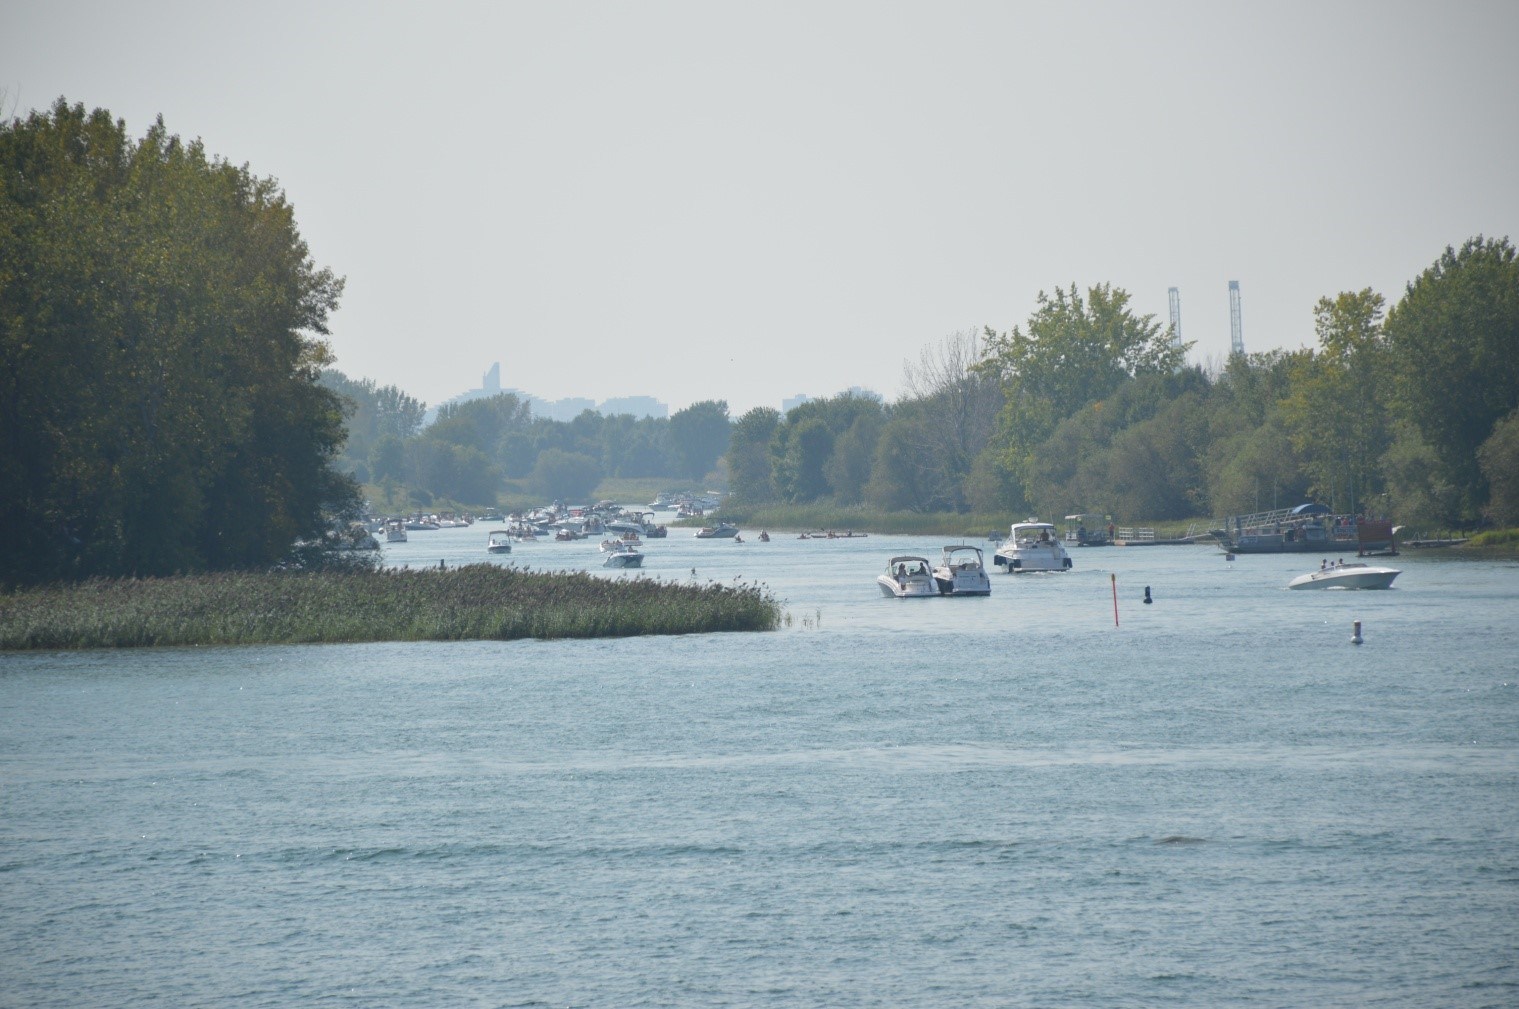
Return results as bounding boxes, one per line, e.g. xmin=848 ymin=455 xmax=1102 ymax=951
xmin=1287 ymin=566 xmax=1400 ymax=590
xmin=992 ymin=550 xmax=1072 ymax=572
xmin=934 ymin=574 xmax=991 ymax=596
xmin=877 ymin=575 xmax=938 ymax=598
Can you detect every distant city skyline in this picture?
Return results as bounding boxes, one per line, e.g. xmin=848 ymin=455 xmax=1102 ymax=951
xmin=427 ymin=362 xmax=881 ymax=422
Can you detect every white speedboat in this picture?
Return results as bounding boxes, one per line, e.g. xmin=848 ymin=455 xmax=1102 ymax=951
xmin=993 ymin=520 xmax=1073 ymax=572
xmin=877 ymin=556 xmax=939 ymax=598
xmin=932 ymin=545 xmax=991 ymax=596
xmin=1288 ymin=561 xmax=1400 ymax=590
xmin=486 ymin=530 xmax=512 ymax=554
xmin=602 ymin=543 xmax=644 ymax=568
xmin=695 ymin=522 xmax=739 ymax=539
xmin=384 ymin=519 xmax=408 ymax=543
xmin=599 ymin=537 xmax=638 ymax=552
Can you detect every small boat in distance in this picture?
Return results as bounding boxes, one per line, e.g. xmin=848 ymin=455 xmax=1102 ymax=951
xmin=877 ymin=556 xmax=939 ymax=598
xmin=932 ymin=545 xmax=992 ymax=596
xmin=1063 ymin=513 xmax=1112 ymax=547
xmin=1288 ymin=561 xmax=1401 ymax=590
xmin=384 ymin=519 xmax=408 ymax=543
xmin=486 ymin=530 xmax=513 ymax=554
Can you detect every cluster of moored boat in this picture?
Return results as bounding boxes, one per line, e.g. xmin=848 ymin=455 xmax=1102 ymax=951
xmin=876 ymin=521 xmax=1078 ymax=598
xmin=878 ymin=546 xmax=994 ymax=598
xmin=383 ymin=501 xmax=1407 ymax=592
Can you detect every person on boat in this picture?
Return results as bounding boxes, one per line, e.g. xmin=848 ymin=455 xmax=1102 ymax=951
xmin=896 ymin=563 xmax=907 ymax=585
xmin=1321 ymin=559 xmax=1328 ymax=570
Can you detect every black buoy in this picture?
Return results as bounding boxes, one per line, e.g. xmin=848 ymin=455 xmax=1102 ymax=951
xmin=1143 ymin=585 xmax=1153 ymax=604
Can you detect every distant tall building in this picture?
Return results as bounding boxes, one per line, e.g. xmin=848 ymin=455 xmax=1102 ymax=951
xmin=781 ymin=393 xmax=811 ymax=414
xmin=483 ymin=362 xmax=501 ymax=394
xmin=1228 ymin=280 xmax=1245 ymax=356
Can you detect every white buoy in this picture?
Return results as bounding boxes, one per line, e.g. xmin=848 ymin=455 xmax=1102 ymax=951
xmin=1351 ymin=619 xmax=1363 ymax=645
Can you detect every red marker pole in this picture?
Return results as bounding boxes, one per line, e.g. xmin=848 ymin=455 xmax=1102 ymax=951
xmin=1111 ymin=573 xmax=1119 ymax=627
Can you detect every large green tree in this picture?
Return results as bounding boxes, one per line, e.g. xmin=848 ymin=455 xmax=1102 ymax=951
xmin=1385 ymin=236 xmax=1519 ymax=519
xmin=725 ymin=406 xmax=781 ymax=504
xmin=0 ymin=100 xmax=355 ymax=584
xmin=668 ymin=399 xmax=731 ymax=480
xmin=979 ymin=283 xmax=1189 ymax=505
xmin=769 ymin=394 xmax=885 ymax=504
xmin=1278 ymin=289 xmax=1392 ymax=514
xmin=1477 ymin=409 xmax=1519 ymax=526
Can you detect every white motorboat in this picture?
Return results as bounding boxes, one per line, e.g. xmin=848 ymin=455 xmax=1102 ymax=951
xmin=486 ymin=530 xmax=512 ymax=554
xmin=384 ymin=519 xmax=408 ymax=543
xmin=602 ymin=542 xmax=644 ymax=568
xmin=695 ymin=522 xmax=739 ymax=539
xmin=877 ymin=556 xmax=939 ymax=598
xmin=932 ymin=545 xmax=991 ymax=596
xmin=993 ymin=520 xmax=1073 ymax=572
xmin=1288 ymin=561 xmax=1401 ymax=590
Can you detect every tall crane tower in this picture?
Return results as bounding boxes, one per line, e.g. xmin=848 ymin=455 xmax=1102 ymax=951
xmin=1228 ymin=280 xmax=1244 ymax=356
xmin=1167 ymin=287 xmax=1182 ymax=349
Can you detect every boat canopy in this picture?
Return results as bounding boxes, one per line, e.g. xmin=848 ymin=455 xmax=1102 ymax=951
xmin=1290 ymin=503 xmax=1332 ymax=516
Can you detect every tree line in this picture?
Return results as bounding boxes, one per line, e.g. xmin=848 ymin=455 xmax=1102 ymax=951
xmin=724 ymin=249 xmax=1518 ymax=531
xmin=5 ymin=100 xmax=1514 ymax=587
xmin=316 ymin=372 xmax=733 ymax=505
xmin=2 ymin=100 xmax=357 ymax=586
xmin=340 ymin=231 xmax=1517 ymax=535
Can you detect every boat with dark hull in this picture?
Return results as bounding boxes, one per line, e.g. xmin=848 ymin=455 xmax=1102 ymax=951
xmin=1211 ymin=504 xmax=1396 ymax=556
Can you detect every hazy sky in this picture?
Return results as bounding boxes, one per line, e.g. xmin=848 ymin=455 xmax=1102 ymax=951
xmin=7 ymin=1 xmax=1517 ymax=415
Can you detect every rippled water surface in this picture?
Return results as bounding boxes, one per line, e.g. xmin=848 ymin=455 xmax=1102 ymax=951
xmin=4 ymin=527 xmax=1517 ymax=1007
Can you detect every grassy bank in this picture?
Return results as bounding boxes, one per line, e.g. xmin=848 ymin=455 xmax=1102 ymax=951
xmin=0 ymin=566 xmax=782 ymax=650
xmin=1460 ymin=528 xmax=1519 ymax=556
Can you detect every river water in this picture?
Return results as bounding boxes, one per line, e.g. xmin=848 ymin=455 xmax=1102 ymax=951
xmin=3 ymin=524 xmax=1517 ymax=1007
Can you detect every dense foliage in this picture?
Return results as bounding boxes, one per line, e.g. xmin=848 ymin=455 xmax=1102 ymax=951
xmin=720 ymin=254 xmax=1516 ymax=530
xmin=321 ymin=240 xmax=1515 ymax=531
xmin=0 ymin=100 xmax=358 ymax=586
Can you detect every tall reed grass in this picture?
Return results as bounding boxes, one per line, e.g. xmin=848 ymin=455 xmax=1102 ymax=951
xmin=0 ymin=566 xmax=782 ymax=650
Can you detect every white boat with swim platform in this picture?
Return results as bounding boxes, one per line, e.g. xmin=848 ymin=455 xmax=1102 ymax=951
xmin=1287 ymin=560 xmax=1401 ymax=590
xmin=932 ymin=545 xmax=992 ymax=596
xmin=877 ymin=556 xmax=939 ymax=598
xmin=602 ymin=542 xmax=644 ymax=568
xmin=993 ymin=520 xmax=1073 ymax=572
